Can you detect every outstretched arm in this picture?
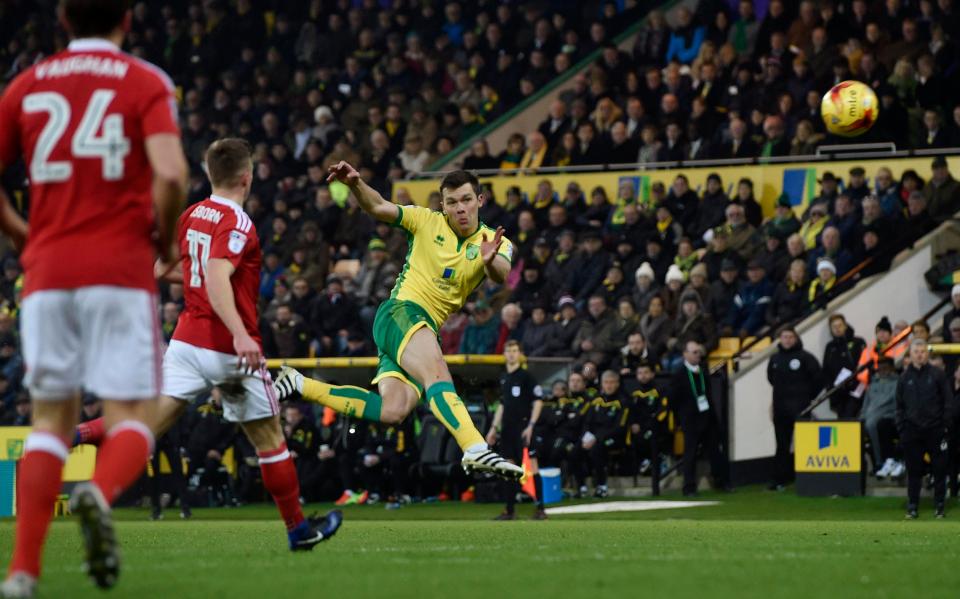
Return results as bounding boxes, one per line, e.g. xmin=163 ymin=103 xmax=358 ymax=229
xmin=327 ymin=161 xmax=399 ymax=223
xmin=480 ymin=227 xmax=511 ymax=284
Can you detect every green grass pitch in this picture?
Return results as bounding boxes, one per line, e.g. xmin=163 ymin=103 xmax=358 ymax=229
xmin=2 ymin=488 xmax=959 ymax=598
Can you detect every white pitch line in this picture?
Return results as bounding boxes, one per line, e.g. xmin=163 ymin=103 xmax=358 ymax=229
xmin=545 ymin=500 xmax=720 ymax=515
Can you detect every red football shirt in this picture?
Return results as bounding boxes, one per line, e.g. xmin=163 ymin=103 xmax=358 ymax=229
xmin=172 ymin=195 xmax=263 ymax=355
xmin=0 ymin=38 xmax=179 ymax=296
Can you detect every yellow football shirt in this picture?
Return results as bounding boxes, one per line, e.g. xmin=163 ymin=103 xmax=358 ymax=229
xmin=390 ymin=205 xmax=514 ymax=327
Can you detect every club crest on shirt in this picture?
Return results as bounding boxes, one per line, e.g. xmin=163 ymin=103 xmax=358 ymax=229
xmin=466 ymin=243 xmax=479 ymax=260
xmin=228 ymin=230 xmax=247 ymax=254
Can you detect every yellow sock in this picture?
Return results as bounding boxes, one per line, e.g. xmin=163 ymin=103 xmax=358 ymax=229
xmin=301 ymin=377 xmax=383 ymax=421
xmin=426 ymin=381 xmax=485 ymax=450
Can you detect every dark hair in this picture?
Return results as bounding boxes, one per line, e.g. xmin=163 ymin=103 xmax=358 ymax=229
xmin=61 ymin=0 xmax=129 ymax=38
xmin=439 ymin=170 xmax=481 ymax=197
xmin=205 ymin=138 xmax=252 ymax=188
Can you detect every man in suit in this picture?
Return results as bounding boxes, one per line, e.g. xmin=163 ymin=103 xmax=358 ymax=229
xmin=718 ymin=118 xmax=758 ymax=159
xmin=671 ymin=340 xmax=728 ymax=496
xmin=537 ymin=100 xmax=571 ymax=149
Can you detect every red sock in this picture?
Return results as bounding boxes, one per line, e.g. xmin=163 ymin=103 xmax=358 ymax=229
xmin=91 ymin=421 xmax=153 ymax=504
xmin=75 ymin=417 xmax=105 ymax=447
xmin=258 ymin=443 xmax=304 ymax=531
xmin=9 ymin=432 xmax=67 ymax=578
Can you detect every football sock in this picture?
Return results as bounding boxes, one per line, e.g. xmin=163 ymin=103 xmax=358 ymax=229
xmin=74 ymin=417 xmax=105 ymax=447
xmin=258 ymin=443 xmax=305 ymax=531
xmin=92 ymin=421 xmax=154 ymax=504
xmin=534 ymin=473 xmax=544 ymax=509
xmin=302 ymin=378 xmax=383 ymax=421
xmin=9 ymin=432 xmax=68 ymax=577
xmin=425 ymin=381 xmax=485 ymax=450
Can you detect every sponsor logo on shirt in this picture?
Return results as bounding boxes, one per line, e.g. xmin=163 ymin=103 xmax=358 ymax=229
xmin=228 ymin=231 xmax=247 ymax=254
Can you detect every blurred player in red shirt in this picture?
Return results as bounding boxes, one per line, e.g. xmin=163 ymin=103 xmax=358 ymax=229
xmin=0 ymin=1 xmax=187 ymax=595
xmin=152 ymin=138 xmax=341 ymax=550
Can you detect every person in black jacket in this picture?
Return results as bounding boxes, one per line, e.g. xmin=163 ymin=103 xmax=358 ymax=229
xmin=580 ymin=370 xmax=629 ymax=498
xmin=897 ymin=339 xmax=952 ymax=519
xmin=766 ymin=327 xmax=823 ymax=490
xmin=487 ymin=340 xmax=544 ymax=520
xmin=672 ymin=340 xmax=728 ymax=496
xmin=821 ymin=314 xmax=867 ymax=418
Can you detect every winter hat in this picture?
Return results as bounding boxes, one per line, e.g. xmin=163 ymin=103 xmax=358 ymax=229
xmin=557 ymin=295 xmax=576 ymax=310
xmin=952 ymin=283 xmax=960 ymax=298
xmin=689 ymin=263 xmax=708 ymax=280
xmin=679 ymin=290 xmax=700 ymax=306
xmin=665 ymin=264 xmax=685 ymax=284
xmin=720 ymin=258 xmax=739 ymax=272
xmin=635 ymin=262 xmax=655 ymax=281
xmin=816 ymin=258 xmax=836 ymax=275
xmin=876 ymin=316 xmax=892 ymax=333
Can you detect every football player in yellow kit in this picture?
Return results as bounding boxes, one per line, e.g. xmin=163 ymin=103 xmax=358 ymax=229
xmin=274 ymin=162 xmax=523 ymax=481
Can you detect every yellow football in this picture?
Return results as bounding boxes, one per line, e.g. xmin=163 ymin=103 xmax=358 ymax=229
xmin=820 ymin=80 xmax=879 ymax=137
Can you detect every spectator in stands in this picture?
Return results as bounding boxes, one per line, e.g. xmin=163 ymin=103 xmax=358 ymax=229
xmin=808 ymin=258 xmax=838 ymax=307
xmin=765 ymin=259 xmax=809 ymax=329
xmin=632 ymin=262 xmax=661 ymax=315
xmin=664 ymin=174 xmax=699 ymax=233
xmin=822 ymin=314 xmax=867 ymax=418
xmin=767 ymin=327 xmax=823 ymax=490
xmin=617 ymin=331 xmax=657 ymax=377
xmin=807 ymin=226 xmax=853 ymax=277
xmin=541 ymin=295 xmax=582 ymax=358
xmin=666 ymin=7 xmax=706 ymax=64
xmin=161 ymin=301 xmax=181 ymax=344
xmin=269 ymin=303 xmax=310 ymax=359
xmin=567 ymin=230 xmax=610 ymax=302
xmin=572 ymin=295 xmax=618 ymax=367
xmin=521 ymin=305 xmax=553 ymax=358
xmin=726 ymin=260 xmax=774 ymax=337
xmin=874 ymin=168 xmax=903 ymax=219
xmin=754 ymin=230 xmax=791 ymax=282
xmin=723 ymin=203 xmax=761 ymax=261
xmin=673 ymin=340 xmax=727 ymax=496
xmin=692 ymin=173 xmax=730 ymax=241
xmin=661 ymin=264 xmax=687 ymax=319
xmin=310 ymin=275 xmax=357 ymax=357
xmin=462 ymin=139 xmax=499 ymax=171
xmin=760 ymin=115 xmax=791 ymax=157
xmin=942 ymin=285 xmax=960 ymax=344
xmin=495 ymin=303 xmax=525 ymax=353
xmin=827 ymin=194 xmax=860 ymax=251
xmin=897 ymin=191 xmax=936 ymax=250
xmin=460 ymin=300 xmax=499 ymax=355
xmin=718 ymin=118 xmax=757 ymax=159
xmin=352 ymin=239 xmax=399 ymax=329
xmin=924 ymin=156 xmax=960 ymax=222
xmin=666 ymin=291 xmax=718 ymax=371
xmin=861 ymin=356 xmax=902 ymax=477
xmin=639 ymin=295 xmax=673 ymax=359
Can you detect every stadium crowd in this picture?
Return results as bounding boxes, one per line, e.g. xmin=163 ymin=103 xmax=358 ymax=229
xmin=462 ymin=0 xmax=960 ymax=170
xmin=1 ymin=0 xmax=960 ymax=505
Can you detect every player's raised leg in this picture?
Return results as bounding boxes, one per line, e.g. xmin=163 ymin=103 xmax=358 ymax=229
xmin=400 ymin=328 xmax=523 ymax=480
xmin=275 ymin=366 xmax=389 ymax=421
xmin=240 ymin=411 xmax=342 ymax=550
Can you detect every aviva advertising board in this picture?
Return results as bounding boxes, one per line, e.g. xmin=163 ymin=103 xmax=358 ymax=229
xmin=794 ymin=421 xmax=864 ymax=496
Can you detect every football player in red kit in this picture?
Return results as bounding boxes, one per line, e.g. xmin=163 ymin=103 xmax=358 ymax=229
xmin=78 ymin=139 xmax=342 ymax=555
xmin=0 ymin=1 xmax=187 ymax=595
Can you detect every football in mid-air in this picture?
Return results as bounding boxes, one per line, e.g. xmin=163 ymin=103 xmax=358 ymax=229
xmin=820 ymin=80 xmax=879 ymax=137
